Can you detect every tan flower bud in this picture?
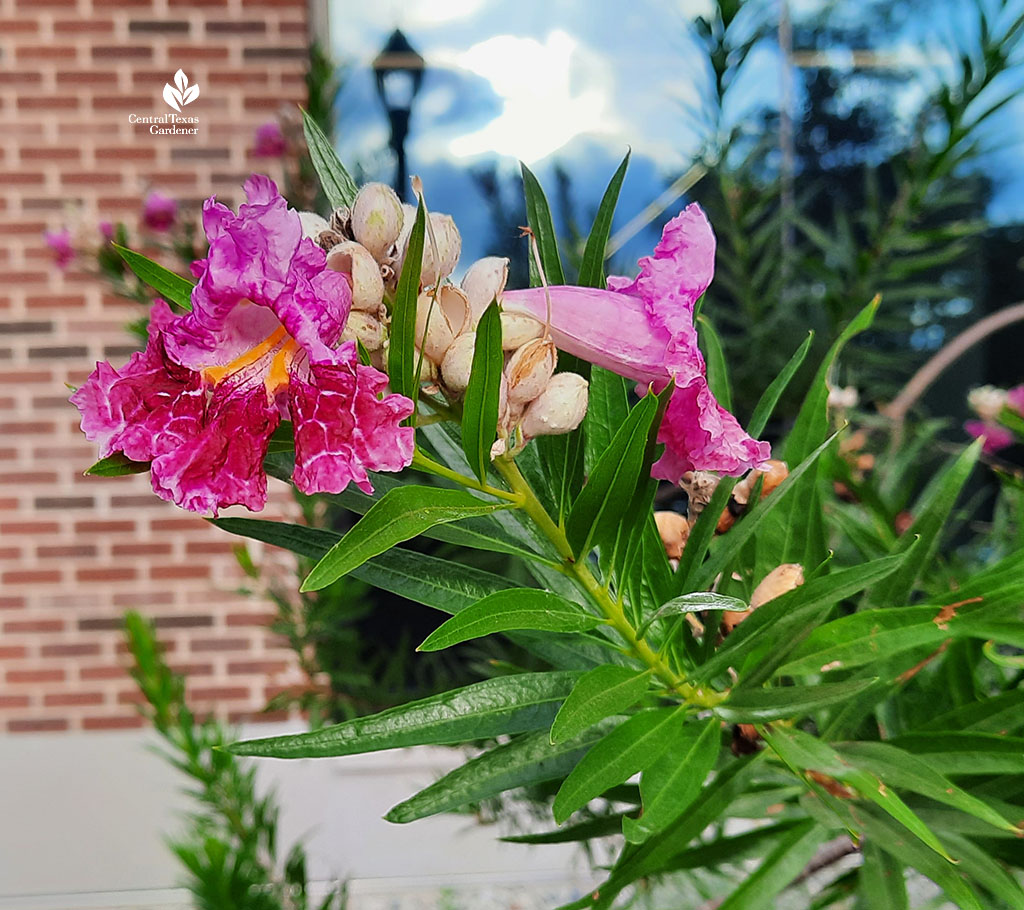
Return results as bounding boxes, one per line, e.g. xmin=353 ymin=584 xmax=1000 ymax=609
xmin=733 ymin=459 xmax=789 ymax=506
xmin=394 ymin=211 xmax=461 ymax=288
xmin=680 ymin=471 xmax=719 ymax=519
xmin=351 ymin=182 xmax=404 ymax=262
xmin=340 ymin=311 xmax=385 ymax=352
xmin=413 ymin=347 xmax=437 ymax=383
xmin=325 ymin=241 xmax=384 ymax=312
xmin=415 ymin=287 xmax=469 ymax=364
xmin=520 ymin=372 xmax=588 ymax=438
xmin=461 ymin=256 xmax=509 ymax=326
xmin=298 ymin=211 xmax=330 ymax=241
xmin=500 ymin=312 xmax=544 ymax=350
xmin=506 ymin=338 xmax=557 ymax=406
xmin=654 ymin=511 xmax=689 ymax=560
xmin=723 ymin=562 xmax=804 ymax=635
xmin=440 ymin=331 xmax=476 ymax=395
xmin=436 ymin=284 xmax=471 ymax=336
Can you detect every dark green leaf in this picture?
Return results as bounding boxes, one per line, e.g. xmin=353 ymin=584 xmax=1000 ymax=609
xmin=113 ymin=244 xmax=194 ymax=310
xmin=520 ymin=162 xmax=565 ymax=284
xmin=417 ymin=589 xmax=603 ymax=651
xmin=885 ymin=732 xmax=1024 ymax=776
xmin=553 ymin=707 xmax=682 ymax=824
xmin=578 ymin=150 xmax=629 ymax=288
xmin=584 ymin=366 xmax=630 ymax=476
xmin=637 ymin=592 xmax=748 ymax=639
xmin=460 ymin=301 xmax=503 ymax=482
xmin=502 ymin=813 xmax=627 ymax=845
xmin=858 ymin=841 xmax=908 ymax=910
xmin=227 ymin=670 xmax=582 ymax=758
xmin=85 ymin=452 xmax=150 ymax=477
xmin=697 ymin=313 xmax=732 ymax=411
xmin=717 ymin=820 xmax=822 ymax=910
xmin=301 ymin=108 xmax=358 ymax=208
xmin=623 ymin=717 xmax=720 ymax=843
xmin=747 ymin=332 xmax=814 ymax=438
xmin=550 ymin=666 xmax=652 ymax=744
xmin=301 ymin=486 xmax=509 ymax=591
xmin=388 ymin=199 xmax=425 ymax=403
xmin=716 ymin=679 xmax=879 ymax=723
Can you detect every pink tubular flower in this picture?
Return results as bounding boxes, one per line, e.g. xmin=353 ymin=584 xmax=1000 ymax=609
xmin=142 ymin=191 xmax=178 ymax=231
xmin=965 ymin=419 xmax=1014 ymax=454
xmin=44 ymin=228 xmax=75 ymax=269
xmin=502 ymin=204 xmax=769 ymax=480
xmin=1007 ymin=384 xmax=1024 ymax=416
xmin=253 ymin=121 xmax=287 ymax=158
xmin=72 ymin=176 xmax=415 ymax=515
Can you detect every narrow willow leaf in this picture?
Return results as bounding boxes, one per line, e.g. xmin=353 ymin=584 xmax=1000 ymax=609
xmin=113 ymin=244 xmax=194 ymax=310
xmin=696 ymin=550 xmax=909 ymax=683
xmin=916 ymin=688 xmax=1024 ymax=734
xmin=940 ymin=832 xmax=1024 ymax=907
xmin=578 ymin=150 xmax=629 ymax=288
xmin=696 ymin=313 xmax=732 ymax=411
xmin=520 ymin=161 xmax=565 ymax=284
xmin=212 ymin=516 xmax=338 ymax=560
xmin=385 ymin=724 xmax=613 ymax=824
xmin=837 ymin=741 xmax=1018 ymax=834
xmin=716 ymin=820 xmax=822 ymax=910
xmin=301 ymin=108 xmax=358 ymax=208
xmin=552 ymin=707 xmax=682 ymax=824
xmin=549 ymin=665 xmax=652 ymax=744
xmin=227 ymin=670 xmax=582 ymax=758
xmin=460 ymin=301 xmax=502 ymax=482
xmin=418 ymin=588 xmax=602 ymax=651
xmin=675 ymin=475 xmax=738 ymax=588
xmin=565 ymin=392 xmax=659 ymax=558
xmin=747 ymin=332 xmax=813 ymax=438
xmin=502 ymin=814 xmax=626 ymax=845
xmin=301 ymin=486 xmax=508 ymax=591
xmin=858 ymin=841 xmax=908 ymax=910
xmin=762 ymin=725 xmax=955 ymax=862
xmin=637 ymin=592 xmax=748 ymax=639
xmin=388 ymin=199 xmax=425 ymax=403
xmin=584 ymin=366 xmax=630 ymax=475
xmin=885 ymin=732 xmax=1024 ymax=775
xmin=623 ymin=717 xmax=720 ymax=843
xmin=716 ymin=679 xmax=879 ymax=723
xmin=661 ymin=821 xmax=806 ymax=872
xmin=868 ymin=440 xmax=982 ymax=607
xmin=85 ymin=452 xmax=151 ymax=477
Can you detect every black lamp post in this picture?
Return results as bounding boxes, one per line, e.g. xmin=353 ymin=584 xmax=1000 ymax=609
xmin=372 ymin=29 xmax=425 ymax=203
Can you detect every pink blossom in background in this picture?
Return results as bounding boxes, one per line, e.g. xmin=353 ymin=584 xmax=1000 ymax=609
xmin=43 ymin=228 xmax=75 ymax=269
xmin=1006 ymin=384 xmax=1024 ymax=416
xmin=253 ymin=121 xmax=287 ymax=158
xmin=502 ymin=204 xmax=769 ymax=480
xmin=73 ymin=176 xmax=414 ymax=516
xmin=965 ymin=419 xmax=1014 ymax=454
xmin=141 ymin=191 xmax=178 ymax=231
xmin=98 ymin=220 xmax=114 ymax=241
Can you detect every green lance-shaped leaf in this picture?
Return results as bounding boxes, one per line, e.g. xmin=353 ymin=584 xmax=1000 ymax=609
xmin=85 ymin=452 xmax=151 ymax=477
xmin=113 ymin=244 xmax=194 ymax=310
xmin=578 ymin=149 xmax=629 ymax=289
xmin=584 ymin=367 xmax=630 ymax=476
xmin=623 ymin=716 xmax=721 ymax=843
xmin=502 ymin=813 xmax=627 ymax=845
xmin=747 ymin=332 xmax=814 ymax=438
xmin=837 ymin=741 xmax=1019 ymax=835
xmin=696 ymin=313 xmax=732 ymax=412
xmin=715 ymin=678 xmax=880 ymax=724
xmin=716 ymin=820 xmax=823 ymax=910
xmin=565 ymin=392 xmax=659 ymax=558
xmin=940 ymin=832 xmax=1024 ymax=907
xmin=227 ymin=670 xmax=582 ymax=758
xmin=552 ymin=707 xmax=682 ymax=824
xmin=521 ymin=161 xmax=566 ymax=285
xmin=417 ymin=589 xmax=603 ymax=651
xmin=460 ymin=301 xmax=503 ymax=482
xmin=868 ymin=439 xmax=982 ymax=607
xmin=762 ymin=724 xmax=955 ymax=862
xmin=885 ymin=732 xmax=1024 ymax=776
xmin=549 ymin=665 xmax=653 ymax=744
xmin=386 ymin=723 xmax=614 ymax=824
xmin=301 ymin=486 xmax=509 ymax=591
xmin=388 ymin=198 xmax=426 ymax=404
xmin=300 ymin=108 xmax=358 ymax=209
xmin=858 ymin=841 xmax=908 ymax=910
xmin=637 ymin=592 xmax=748 ymax=639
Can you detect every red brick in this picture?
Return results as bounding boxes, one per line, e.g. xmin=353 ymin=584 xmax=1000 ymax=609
xmin=83 ymin=716 xmax=145 ymax=730
xmin=189 ymin=686 xmax=249 ymax=701
xmin=41 ymin=643 xmax=102 ymax=657
xmin=150 ymin=564 xmax=210 ymax=580
xmin=2 ymin=570 xmax=62 ymax=585
xmin=44 ymin=692 xmax=105 ymax=707
xmin=76 ymin=567 xmax=137 ymax=582
xmin=7 ymin=669 xmax=65 ymax=684
xmin=225 ymin=612 xmax=274 ymax=627
xmin=0 ymin=695 xmax=31 ymax=709
xmin=3 ymin=620 xmax=64 ymax=633
xmin=190 ymin=637 xmax=250 ymax=652
xmin=8 ymin=718 xmax=68 ymax=733
xmin=80 ymin=665 xmax=129 ymax=681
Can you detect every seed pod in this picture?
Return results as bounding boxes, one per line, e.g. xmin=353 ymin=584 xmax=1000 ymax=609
xmin=733 ymin=459 xmax=789 ymax=506
xmin=340 ymin=311 xmax=385 ymax=352
xmin=654 ymin=511 xmax=690 ymax=560
xmin=505 ymin=337 xmax=557 ymax=406
xmin=722 ymin=563 xmax=804 ymax=634
xmin=440 ymin=332 xmax=476 ymax=395
xmin=329 ymin=206 xmax=351 ymax=236
xmin=325 ymin=241 xmax=385 ymax=312
xmin=394 ymin=210 xmax=462 ymax=288
xmin=415 ymin=286 xmax=469 ymax=364
xmin=413 ymin=347 xmax=437 ymax=383
xmin=351 ymin=182 xmax=404 ymax=262
xmin=461 ymin=256 xmax=509 ymax=326
xmin=500 ymin=312 xmax=544 ymax=350
xmin=520 ymin=372 xmax=588 ymax=438
xmin=680 ymin=471 xmax=720 ymax=519
xmin=298 ymin=211 xmax=330 ymax=241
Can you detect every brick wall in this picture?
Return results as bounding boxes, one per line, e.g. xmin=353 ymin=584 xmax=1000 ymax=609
xmin=0 ymin=0 xmax=320 ymax=732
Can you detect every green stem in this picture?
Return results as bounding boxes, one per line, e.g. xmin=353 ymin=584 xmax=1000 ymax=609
xmin=493 ymin=456 xmax=723 ymax=709
xmin=412 ymin=449 xmax=522 ymax=504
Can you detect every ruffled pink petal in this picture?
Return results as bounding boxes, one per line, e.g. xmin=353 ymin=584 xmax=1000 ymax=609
xmin=290 ymin=344 xmax=415 ymax=495
xmin=1006 ymin=385 xmax=1024 ymax=416
xmin=150 ymin=384 xmax=280 ymax=516
xmin=70 ymin=301 xmax=203 ymax=462
xmin=965 ymin=419 xmax=1014 ymax=454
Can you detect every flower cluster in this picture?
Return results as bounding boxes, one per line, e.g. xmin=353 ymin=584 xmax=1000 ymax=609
xmin=965 ymin=383 xmax=1024 ymax=453
xmin=72 ymin=176 xmax=414 ymax=516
